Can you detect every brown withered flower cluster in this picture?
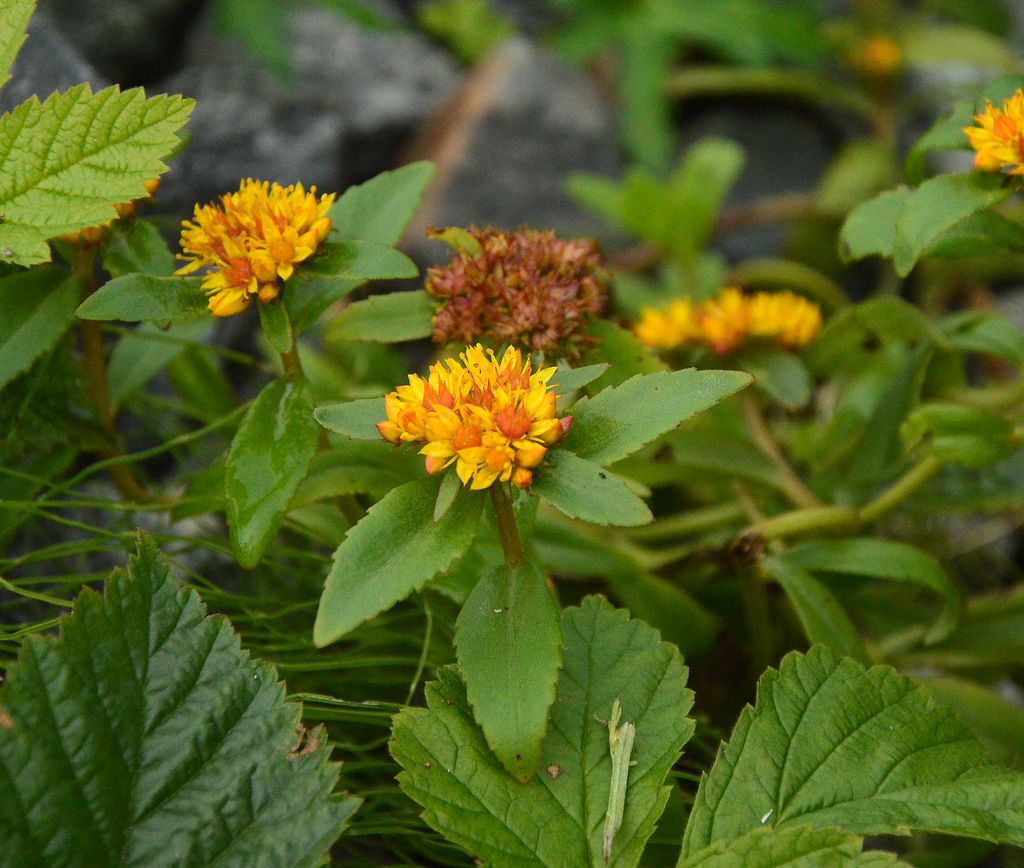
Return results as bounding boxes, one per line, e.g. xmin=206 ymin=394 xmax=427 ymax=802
xmin=426 ymin=227 xmax=606 ymax=357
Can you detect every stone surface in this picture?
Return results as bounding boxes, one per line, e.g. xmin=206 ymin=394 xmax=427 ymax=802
xmin=0 ymin=11 xmax=108 ymax=114
xmin=402 ymin=37 xmax=622 ymax=264
xmin=156 ymin=5 xmax=459 ymax=215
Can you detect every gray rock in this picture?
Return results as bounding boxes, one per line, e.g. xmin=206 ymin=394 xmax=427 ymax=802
xmin=156 ymin=6 xmax=459 ymax=215
xmin=402 ymin=37 xmax=622 ymax=263
xmin=0 ymin=11 xmax=108 ymax=114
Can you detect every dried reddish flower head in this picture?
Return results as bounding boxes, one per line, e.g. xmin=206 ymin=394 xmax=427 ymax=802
xmin=426 ymin=227 xmax=606 ymax=357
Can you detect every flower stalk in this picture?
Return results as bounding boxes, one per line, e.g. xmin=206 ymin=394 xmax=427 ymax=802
xmin=490 ymin=483 xmax=524 ymax=567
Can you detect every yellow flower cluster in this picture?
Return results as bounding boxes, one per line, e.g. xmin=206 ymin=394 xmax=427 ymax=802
xmin=965 ymin=89 xmax=1024 ymax=175
xmin=176 ymin=179 xmax=335 ymax=316
xmin=634 ymin=288 xmax=822 ymax=354
xmin=377 ymin=345 xmax=571 ymax=490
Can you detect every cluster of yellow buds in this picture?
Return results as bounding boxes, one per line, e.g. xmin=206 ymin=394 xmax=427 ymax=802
xmin=176 ymin=179 xmax=335 ymax=316
xmin=634 ymin=288 xmax=822 ymax=354
xmin=59 ymin=178 xmax=161 ymax=245
xmin=965 ymin=88 xmax=1024 ymax=176
xmin=377 ymin=344 xmax=572 ymax=490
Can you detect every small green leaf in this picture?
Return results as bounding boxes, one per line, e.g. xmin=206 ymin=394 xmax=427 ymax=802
xmin=533 ymin=449 xmax=653 ymax=526
xmin=101 ymin=219 xmax=175 ymax=278
xmin=0 ymin=85 xmax=193 ymax=266
xmin=305 ymin=239 xmax=417 ymax=281
xmin=392 ymin=596 xmax=695 ymax=867
xmin=942 ymin=310 xmax=1024 ymax=365
xmin=903 ymin=402 xmax=1017 ymax=468
xmin=0 ymin=267 xmax=80 ymax=390
xmin=259 ymin=299 xmax=293 ymax=354
xmin=432 ymin=469 xmax=461 ymax=522
xmin=328 ymin=161 xmax=434 ymax=244
xmin=107 ymin=319 xmax=212 ymax=408
xmin=0 ymin=0 xmax=34 ymax=90
xmin=314 ymin=476 xmax=485 ymax=646
xmin=735 ymin=347 xmax=812 ymax=410
xmin=326 ymin=290 xmax=434 ymax=343
xmin=925 ymin=210 xmax=1024 ymax=260
xmin=681 ymin=647 xmax=1024 ymax=856
xmin=427 ymin=225 xmax=483 ymax=255
xmin=683 ymin=825 xmax=899 ymax=867
xmin=840 ymin=188 xmax=908 ymax=262
xmin=313 ymin=397 xmax=386 ymax=440
xmin=565 ymin=369 xmax=752 ymax=466
xmin=779 ymin=538 xmax=961 ymax=644
xmin=764 ymin=557 xmax=870 ymax=665
xmin=76 ymin=274 xmax=208 ymax=322
xmin=454 ymin=559 xmax=562 ymax=781
xmin=225 ymin=379 xmax=320 ymax=568
xmin=551 ymin=362 xmax=610 ymax=397
xmin=0 ymin=534 xmax=358 ymax=866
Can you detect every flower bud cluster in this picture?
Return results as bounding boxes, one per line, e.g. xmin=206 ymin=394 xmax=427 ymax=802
xmin=377 ymin=344 xmax=572 ymax=490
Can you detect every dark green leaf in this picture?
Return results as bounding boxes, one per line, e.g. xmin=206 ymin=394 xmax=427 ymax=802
xmin=314 ymin=476 xmax=485 ymax=646
xmin=942 ymin=310 xmax=1024 ymax=365
xmin=328 ymin=161 xmax=434 ymax=244
xmin=839 ymin=188 xmax=908 ymax=262
xmin=923 ymin=676 xmax=1024 ymax=770
xmin=107 ymin=319 xmax=212 ymax=408
xmin=305 ymin=239 xmax=417 ymax=281
xmin=259 ymin=299 xmax=293 ymax=354
xmin=582 ymin=319 xmax=668 ymax=389
xmin=326 ymin=290 xmax=434 ymax=343
xmin=76 ymin=274 xmax=208 ymax=322
xmin=735 ymin=347 xmax=812 ymax=410
xmin=684 ymin=825 xmax=899 ymax=866
xmin=925 ymin=210 xmax=1024 ymax=260
xmin=903 ymin=403 xmax=1017 ymax=468
xmin=454 ymin=559 xmax=562 ymax=781
xmin=225 ymin=379 xmax=320 ymax=567
xmin=314 ymin=397 xmax=386 ymax=440
xmin=533 ymin=449 xmax=653 ymax=526
xmin=101 ymin=219 xmax=175 ymax=278
xmin=0 ymin=534 xmax=358 ymax=866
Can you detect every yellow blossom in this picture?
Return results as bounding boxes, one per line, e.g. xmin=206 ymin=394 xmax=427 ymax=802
xmin=377 ymin=345 xmax=571 ymax=490
xmin=697 ymin=287 xmax=750 ymax=355
xmin=965 ymin=90 xmax=1024 ymax=175
xmin=633 ymin=299 xmax=700 ymax=349
xmin=748 ymin=290 xmax=822 ymax=350
xmin=176 ymin=179 xmax=335 ymax=316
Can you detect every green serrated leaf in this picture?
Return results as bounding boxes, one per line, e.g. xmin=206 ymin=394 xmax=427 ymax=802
xmin=326 ymin=289 xmax=434 ymax=343
xmin=455 ymin=559 xmax=562 ymax=781
xmin=392 ymin=595 xmax=695 ymax=867
xmin=681 ymin=646 xmax=1024 ymax=856
xmin=225 ymin=378 xmax=320 ymax=568
xmin=314 ymin=397 xmax=386 ymax=440
xmin=565 ymin=369 xmax=752 ymax=466
xmin=101 ymin=219 xmax=175 ymax=278
xmin=779 ymin=538 xmax=961 ymax=644
xmin=0 ymin=266 xmax=80 ymax=390
xmin=314 ymin=476 xmax=485 ymax=646
xmin=329 ymin=161 xmax=434 ymax=244
xmin=0 ymin=534 xmax=358 ymax=866
xmin=683 ymin=825 xmax=900 ymax=867
xmin=533 ymin=449 xmax=653 ymax=526
xmin=0 ymin=0 xmax=35 ymax=90
xmin=0 ymin=85 xmax=192 ymax=266
xmin=76 ymin=274 xmax=208 ymax=322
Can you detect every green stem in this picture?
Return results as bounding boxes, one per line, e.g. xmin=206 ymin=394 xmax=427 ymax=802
xmin=754 ymin=506 xmax=860 ymax=541
xmin=281 ymin=344 xmax=304 ymax=384
xmin=490 ymin=483 xmax=524 ymax=567
xmin=622 ymin=502 xmax=745 ymax=542
xmin=858 ymin=455 xmax=946 ymax=525
xmin=740 ymin=394 xmax=822 ymax=509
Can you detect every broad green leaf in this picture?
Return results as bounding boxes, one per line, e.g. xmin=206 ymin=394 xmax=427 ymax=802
xmin=107 ymin=319 xmax=212 ymax=407
xmin=681 ymin=646 xmax=1024 ymax=855
xmin=258 ymin=298 xmax=293 ymax=353
xmin=292 ymin=441 xmax=421 ymax=506
xmin=225 ymin=378 xmax=320 ymax=568
xmin=76 ymin=274 xmax=207 ymax=322
xmin=565 ymin=369 xmax=752 ymax=466
xmin=903 ymin=402 xmax=1017 ymax=468
xmin=0 ymin=0 xmax=34 ymax=89
xmin=328 ymin=161 xmax=434 ymax=244
xmin=101 ymin=219 xmax=175 ymax=278
xmin=551 ymin=362 xmax=609 ymax=397
xmin=0 ymin=534 xmax=358 ymax=867
xmin=852 ymin=297 xmax=950 ymax=348
xmin=0 ymin=267 xmax=80 ymax=390
xmin=942 ymin=310 xmax=1024 ymax=365
xmin=392 ymin=596 xmax=695 ymax=867
xmin=0 ymin=85 xmax=192 ymax=266
xmin=891 ymin=172 xmax=1013 ymax=276
xmin=763 ymin=557 xmax=869 ymax=665
xmin=923 ymin=676 xmax=1024 ymax=770
xmin=533 ymin=449 xmax=653 ymax=526
xmin=735 ymin=347 xmax=812 ymax=410
xmin=582 ymin=319 xmax=667 ymax=389
xmin=326 ymin=289 xmax=434 ymax=342
xmin=925 ymin=210 xmax=1024 ymax=260
xmin=314 ymin=476 xmax=484 ymax=646
xmin=779 ymin=538 xmax=961 ymax=644
xmin=314 ymin=397 xmax=386 ymax=440
xmin=683 ymin=825 xmax=900 ymax=866
xmin=839 ymin=188 xmax=909 ymax=262
xmin=455 ymin=559 xmax=562 ymax=781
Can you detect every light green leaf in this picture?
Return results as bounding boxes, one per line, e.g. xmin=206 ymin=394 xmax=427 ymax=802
xmin=329 ymin=161 xmax=434 ymax=244
xmin=313 ymin=397 xmax=386 ymax=440
xmin=101 ymin=219 xmax=176 ymax=278
xmin=392 ymin=596 xmax=695 ymax=867
xmin=455 ymin=559 xmax=562 ymax=781
xmin=314 ymin=476 xmax=484 ymax=646
xmin=225 ymin=379 xmax=320 ymax=568
xmin=326 ymin=289 xmax=434 ymax=343
xmin=942 ymin=310 xmax=1024 ymax=365
xmin=815 ymin=139 xmax=896 ymax=217
xmin=763 ymin=557 xmax=869 ymax=665
xmin=839 ymin=188 xmax=909 ymax=262
xmin=0 ymin=0 xmax=34 ymax=90
xmin=76 ymin=274 xmax=208 ymax=322
xmin=779 ymin=538 xmax=961 ymax=644
xmin=925 ymin=210 xmax=1024 ymax=260
xmin=0 ymin=266 xmax=80 ymax=390
xmin=903 ymin=402 xmax=1017 ymax=468
xmin=0 ymin=85 xmax=192 ymax=266
xmin=107 ymin=319 xmax=212 ymax=407
xmin=292 ymin=441 xmax=421 ymax=506
xmin=533 ymin=449 xmax=653 ymax=526
xmin=683 ymin=825 xmax=900 ymax=866
xmin=564 ymin=369 xmax=752 ymax=466
xmin=617 ymin=29 xmax=675 ymax=174
xmin=735 ymin=347 xmax=812 ymax=410
xmin=681 ymin=646 xmax=1024 ymax=856
xmin=0 ymin=534 xmax=358 ymax=867
xmin=551 ymin=362 xmax=610 ymax=397
xmin=258 ymin=298 xmax=293 ymax=354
